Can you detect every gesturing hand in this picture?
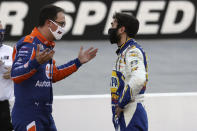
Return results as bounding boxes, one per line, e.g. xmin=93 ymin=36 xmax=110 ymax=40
xmin=78 ymin=46 xmax=98 ymax=64
xmin=35 ymin=45 xmax=55 ymax=64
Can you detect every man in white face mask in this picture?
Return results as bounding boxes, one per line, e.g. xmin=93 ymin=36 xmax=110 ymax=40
xmin=11 ymin=5 xmax=98 ymax=131
xmin=39 ymin=5 xmax=67 ymax=41
xmin=48 ymin=20 xmax=66 ymax=40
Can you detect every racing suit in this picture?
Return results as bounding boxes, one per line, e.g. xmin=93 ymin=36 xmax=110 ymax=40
xmin=11 ymin=27 xmax=81 ymax=131
xmin=110 ymin=38 xmax=148 ymax=131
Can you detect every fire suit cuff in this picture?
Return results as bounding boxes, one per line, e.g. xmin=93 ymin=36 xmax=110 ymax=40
xmin=29 ymin=59 xmax=40 ymax=69
xmin=74 ymin=58 xmax=82 ymax=68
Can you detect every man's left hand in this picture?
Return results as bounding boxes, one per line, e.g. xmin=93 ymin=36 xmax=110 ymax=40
xmin=78 ymin=46 xmax=98 ymax=64
xmin=115 ymin=104 xmax=124 ymax=117
xmin=3 ymin=66 xmax=11 ymax=79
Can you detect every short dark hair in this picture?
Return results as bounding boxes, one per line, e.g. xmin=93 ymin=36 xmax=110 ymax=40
xmin=113 ymin=12 xmax=139 ymax=38
xmin=38 ymin=5 xmax=65 ymax=27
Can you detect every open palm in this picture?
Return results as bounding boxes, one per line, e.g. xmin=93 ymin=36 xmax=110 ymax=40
xmin=78 ymin=46 xmax=98 ymax=64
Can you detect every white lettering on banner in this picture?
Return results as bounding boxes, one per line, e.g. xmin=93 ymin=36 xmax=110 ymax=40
xmin=0 ymin=1 xmax=28 ymax=36
xmin=161 ymin=1 xmax=195 ymax=34
xmin=104 ymin=1 xmax=137 ymax=35
xmin=0 ymin=0 xmax=196 ymax=37
xmin=72 ymin=1 xmax=107 ymax=35
xmin=137 ymin=1 xmax=166 ymax=34
xmin=35 ymin=80 xmax=51 ymax=87
xmin=54 ymin=1 xmax=75 ymax=34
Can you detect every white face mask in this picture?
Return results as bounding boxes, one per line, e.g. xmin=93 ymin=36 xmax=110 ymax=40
xmin=49 ymin=20 xmax=66 ymax=40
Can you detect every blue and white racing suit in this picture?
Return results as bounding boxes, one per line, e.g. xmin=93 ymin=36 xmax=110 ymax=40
xmin=110 ymin=38 xmax=148 ymax=131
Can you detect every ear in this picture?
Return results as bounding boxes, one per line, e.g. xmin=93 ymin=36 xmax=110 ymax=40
xmin=119 ymin=26 xmax=126 ymax=33
xmin=46 ymin=19 xmax=51 ymax=27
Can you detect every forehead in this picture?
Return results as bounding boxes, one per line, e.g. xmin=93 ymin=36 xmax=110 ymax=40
xmin=56 ymin=12 xmax=65 ymax=21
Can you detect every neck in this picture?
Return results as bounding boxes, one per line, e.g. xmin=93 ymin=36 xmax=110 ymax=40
xmin=37 ymin=26 xmax=54 ymax=41
xmin=117 ymin=34 xmax=129 ymax=47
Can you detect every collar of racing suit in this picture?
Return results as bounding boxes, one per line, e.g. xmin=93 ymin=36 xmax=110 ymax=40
xmin=30 ymin=27 xmax=56 ymax=48
xmin=116 ymin=38 xmax=132 ymax=55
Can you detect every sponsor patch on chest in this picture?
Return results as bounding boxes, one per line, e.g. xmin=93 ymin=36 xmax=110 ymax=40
xmin=45 ymin=64 xmax=53 ymax=79
xmin=35 ymin=80 xmax=51 ymax=87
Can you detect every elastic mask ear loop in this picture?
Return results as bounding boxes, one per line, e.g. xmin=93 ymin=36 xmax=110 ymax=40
xmin=50 ymin=20 xmax=61 ymax=28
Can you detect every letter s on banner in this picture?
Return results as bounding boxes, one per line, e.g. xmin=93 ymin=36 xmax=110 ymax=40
xmin=54 ymin=1 xmax=75 ymax=34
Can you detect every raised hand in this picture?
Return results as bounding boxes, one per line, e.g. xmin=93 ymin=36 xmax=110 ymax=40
xmin=35 ymin=44 xmax=55 ymax=64
xmin=78 ymin=46 xmax=98 ymax=64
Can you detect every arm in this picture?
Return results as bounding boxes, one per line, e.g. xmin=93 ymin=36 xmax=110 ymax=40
xmin=11 ymin=43 xmax=40 ymax=84
xmin=52 ymin=58 xmax=81 ymax=83
xmin=118 ymin=47 xmax=147 ymax=108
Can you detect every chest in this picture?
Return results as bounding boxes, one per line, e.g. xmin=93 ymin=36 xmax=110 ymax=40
xmin=114 ymin=52 xmax=127 ymax=73
xmin=0 ymin=48 xmax=12 ymax=66
xmin=35 ymin=60 xmax=53 ymax=81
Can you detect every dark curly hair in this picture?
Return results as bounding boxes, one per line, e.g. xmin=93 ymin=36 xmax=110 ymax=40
xmin=113 ymin=12 xmax=139 ymax=38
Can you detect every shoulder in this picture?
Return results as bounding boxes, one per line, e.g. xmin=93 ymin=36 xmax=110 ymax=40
xmin=23 ymin=35 xmax=35 ymax=43
xmin=2 ymin=44 xmax=12 ymax=50
xmin=1 ymin=45 xmax=13 ymax=55
xmin=15 ymin=35 xmax=36 ymax=51
xmin=127 ymin=40 xmax=146 ymax=54
xmin=124 ymin=45 xmax=144 ymax=61
xmin=126 ymin=45 xmax=143 ymax=55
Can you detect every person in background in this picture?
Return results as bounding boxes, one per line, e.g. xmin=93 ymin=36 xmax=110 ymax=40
xmin=0 ymin=21 xmax=14 ymax=131
xmin=108 ymin=12 xmax=148 ymax=131
xmin=11 ymin=5 xmax=98 ymax=131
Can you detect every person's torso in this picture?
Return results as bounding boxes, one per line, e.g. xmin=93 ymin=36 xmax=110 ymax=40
xmin=0 ymin=44 xmax=14 ymax=100
xmin=110 ymin=39 xmax=148 ymax=106
xmin=14 ymin=37 xmax=54 ymax=105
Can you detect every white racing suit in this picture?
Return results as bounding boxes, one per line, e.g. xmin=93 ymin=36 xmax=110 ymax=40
xmin=110 ymin=38 xmax=148 ymax=131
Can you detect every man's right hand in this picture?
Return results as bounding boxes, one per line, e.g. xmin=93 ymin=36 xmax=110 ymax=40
xmin=35 ymin=44 xmax=55 ymax=64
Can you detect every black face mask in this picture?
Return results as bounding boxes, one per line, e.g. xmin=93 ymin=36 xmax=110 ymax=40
xmin=108 ymin=28 xmax=120 ymax=44
xmin=0 ymin=30 xmax=5 ymax=47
